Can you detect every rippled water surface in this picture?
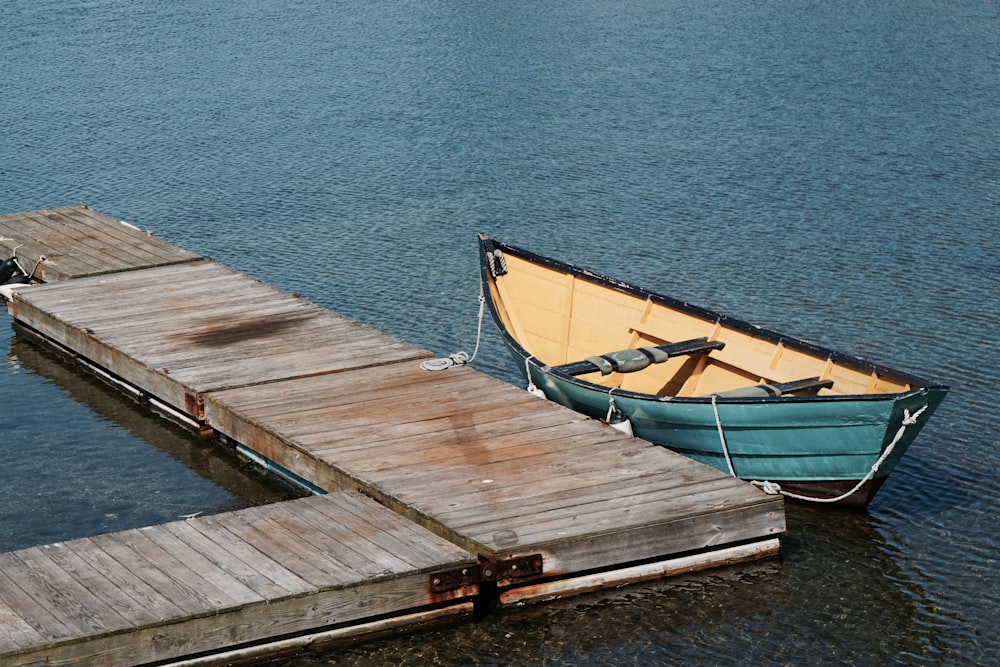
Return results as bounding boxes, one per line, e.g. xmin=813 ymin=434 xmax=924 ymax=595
xmin=3 ymin=0 xmax=997 ymax=664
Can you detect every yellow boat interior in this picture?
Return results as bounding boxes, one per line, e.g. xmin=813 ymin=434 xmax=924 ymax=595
xmin=486 ymin=250 xmax=915 ymax=399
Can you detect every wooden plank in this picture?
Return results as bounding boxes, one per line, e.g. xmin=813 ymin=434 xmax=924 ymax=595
xmin=359 ymin=453 xmax=728 ymax=550
xmin=281 ymin=501 xmax=416 ymax=577
xmin=21 ymin=205 xmax=187 ymax=265
xmin=207 ymin=361 xmax=497 ymax=427
xmin=228 ymin=503 xmax=383 ymax=584
xmin=137 ymin=527 xmax=264 ymax=606
xmin=2 ymin=572 xmax=471 ymax=667
xmin=10 ymin=300 xmax=196 ymax=416
xmin=32 ymin=542 xmax=165 ymax=627
xmin=165 ymin=338 xmax=422 ymax=392
xmin=249 ymin=503 xmax=396 ymax=583
xmin=205 ymin=358 xmax=783 ymax=567
xmin=455 ymin=465 xmax=725 ymax=530
xmin=10 ymin=546 xmax=136 ymax=636
xmin=327 ymin=418 xmax=621 ymax=472
xmin=36 ymin=278 xmax=310 ymax=330
xmin=13 ymin=261 xmax=428 ymax=362
xmin=287 ymin=387 xmax=566 ymax=443
xmin=0 ymin=551 xmax=117 ymax=639
xmin=499 ymin=539 xmax=781 ymax=606
xmin=362 ymin=419 xmax=647 ymax=475
xmin=62 ymin=536 xmax=187 ymax=621
xmin=303 ymin=400 xmax=585 ymax=454
xmin=358 ymin=435 xmax=650 ymax=504
xmin=0 ymin=567 xmax=71 ymax=645
xmin=115 ymin=527 xmax=262 ymax=611
xmin=14 ymin=259 xmax=234 ymax=308
xmin=0 ymin=205 xmax=200 ymax=281
xmin=0 ymin=208 xmax=110 ymax=266
xmin=13 ymin=281 xmax=309 ymax=344
xmin=210 ymin=366 xmax=580 ymax=451
xmin=0 ymin=493 xmax=479 ymax=667
xmin=61 ymin=205 xmax=196 ymax=264
xmin=159 ymin=519 xmax=311 ymax=599
xmin=85 ymin=530 xmax=230 ymax=616
xmin=0 ymin=212 xmax=109 ymax=275
xmin=128 ymin=603 xmax=475 ymax=667
xmin=429 ymin=456 xmax=722 ymax=530
xmin=184 ymin=509 xmax=336 ymax=593
xmin=202 ymin=372 xmax=594 ymax=497
xmin=0 ymin=594 xmax=45 ymax=652
xmin=477 ymin=478 xmax=770 ymax=546
xmin=307 ymin=493 xmax=462 ymax=568
xmin=315 ymin=492 xmax=475 ymax=569
xmin=10 ymin=262 xmax=433 ymax=421
xmin=18 ymin=209 xmax=157 ymax=273
xmin=531 ymin=500 xmax=784 ymax=575
xmin=109 ymin=326 xmax=400 ymax=379
xmin=294 ymin=387 xmax=573 ymax=452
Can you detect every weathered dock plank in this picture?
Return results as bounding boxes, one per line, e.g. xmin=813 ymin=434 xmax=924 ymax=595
xmin=2 ymin=547 xmax=132 ymax=637
xmin=9 ymin=260 xmax=433 ymax=427
xmin=0 ymin=493 xmax=478 ymax=667
xmin=0 ymin=205 xmax=200 ymax=281
xmin=0 ymin=595 xmax=46 ymax=652
xmin=203 ymin=363 xmax=785 ymax=580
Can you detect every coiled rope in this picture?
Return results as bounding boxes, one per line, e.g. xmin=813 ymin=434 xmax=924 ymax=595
xmin=711 ymin=397 xmax=928 ymax=504
xmin=420 ymin=290 xmax=486 ymax=371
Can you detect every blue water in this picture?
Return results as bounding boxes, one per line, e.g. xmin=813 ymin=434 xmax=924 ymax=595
xmin=3 ymin=0 xmax=997 ymax=665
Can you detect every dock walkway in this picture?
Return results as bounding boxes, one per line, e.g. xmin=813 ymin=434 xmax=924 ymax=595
xmin=0 ymin=206 xmax=784 ymax=666
xmin=0 ymin=493 xmax=477 ymax=667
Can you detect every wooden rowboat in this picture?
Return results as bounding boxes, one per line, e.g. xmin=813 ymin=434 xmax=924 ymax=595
xmin=478 ymin=235 xmax=948 ymax=507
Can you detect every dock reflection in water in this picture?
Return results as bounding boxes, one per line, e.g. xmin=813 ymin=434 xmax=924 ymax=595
xmin=1 ymin=324 xmax=304 ymax=553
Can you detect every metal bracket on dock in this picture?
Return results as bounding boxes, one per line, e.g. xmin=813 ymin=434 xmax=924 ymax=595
xmin=184 ymin=393 xmax=206 ymax=421
xmin=481 ymin=554 xmax=544 ymax=582
xmin=430 ymin=554 xmax=543 ymax=593
xmin=430 ymin=566 xmax=479 ymax=593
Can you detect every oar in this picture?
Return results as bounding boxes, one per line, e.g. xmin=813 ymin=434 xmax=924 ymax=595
xmin=552 ymin=337 xmax=725 ymax=377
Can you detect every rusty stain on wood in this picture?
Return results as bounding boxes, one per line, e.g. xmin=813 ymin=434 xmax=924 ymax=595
xmin=186 ymin=313 xmax=318 ymax=347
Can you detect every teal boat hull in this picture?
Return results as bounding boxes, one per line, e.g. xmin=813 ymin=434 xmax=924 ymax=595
xmin=525 ymin=360 xmax=946 ymax=506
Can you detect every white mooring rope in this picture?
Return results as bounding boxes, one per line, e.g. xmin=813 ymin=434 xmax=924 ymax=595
xmin=524 ymin=356 xmax=546 ymax=398
xmin=605 ymin=387 xmax=634 ymax=435
xmin=420 ymin=290 xmax=486 ymax=371
xmin=711 ymin=395 xmax=738 ymax=477
xmin=711 ymin=397 xmax=928 ymax=504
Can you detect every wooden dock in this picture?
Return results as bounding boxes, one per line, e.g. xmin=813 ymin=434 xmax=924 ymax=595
xmin=0 ymin=493 xmax=478 ymax=667
xmin=0 ymin=206 xmax=784 ymax=666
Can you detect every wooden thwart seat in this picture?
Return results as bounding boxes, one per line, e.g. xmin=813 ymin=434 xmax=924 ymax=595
xmin=710 ymin=377 xmax=834 ymax=398
xmin=551 ymin=337 xmax=725 ymax=377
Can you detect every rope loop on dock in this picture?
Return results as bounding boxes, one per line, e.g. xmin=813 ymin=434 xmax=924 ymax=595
xmin=420 ymin=289 xmax=486 ymax=371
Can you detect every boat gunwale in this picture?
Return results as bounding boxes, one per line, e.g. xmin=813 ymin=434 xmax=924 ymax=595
xmin=477 ymin=235 xmax=948 ymax=405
